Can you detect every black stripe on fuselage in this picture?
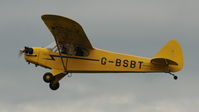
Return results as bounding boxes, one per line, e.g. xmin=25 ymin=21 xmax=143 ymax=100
xmin=46 ymin=55 xmax=100 ymax=61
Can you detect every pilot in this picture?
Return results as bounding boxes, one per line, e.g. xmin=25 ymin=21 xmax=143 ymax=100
xmin=61 ymin=43 xmax=84 ymax=56
xmin=75 ymin=46 xmax=84 ymax=56
xmin=61 ymin=44 xmax=67 ymax=54
xmin=67 ymin=44 xmax=75 ymax=55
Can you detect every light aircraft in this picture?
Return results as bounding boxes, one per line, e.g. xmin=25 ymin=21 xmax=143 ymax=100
xmin=20 ymin=14 xmax=184 ymax=90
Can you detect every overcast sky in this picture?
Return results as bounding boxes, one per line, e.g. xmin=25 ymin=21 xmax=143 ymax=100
xmin=0 ymin=0 xmax=198 ymax=112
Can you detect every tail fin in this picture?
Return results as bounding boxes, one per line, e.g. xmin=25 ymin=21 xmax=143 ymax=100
xmin=151 ymin=40 xmax=184 ymax=72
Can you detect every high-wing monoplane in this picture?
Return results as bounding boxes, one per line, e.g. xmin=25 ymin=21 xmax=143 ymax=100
xmin=20 ymin=14 xmax=184 ymax=90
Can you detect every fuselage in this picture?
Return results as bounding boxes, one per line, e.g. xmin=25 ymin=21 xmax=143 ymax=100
xmin=24 ymin=47 xmax=169 ymax=73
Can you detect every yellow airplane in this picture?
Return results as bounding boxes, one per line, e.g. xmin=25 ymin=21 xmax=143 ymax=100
xmin=20 ymin=14 xmax=184 ymax=90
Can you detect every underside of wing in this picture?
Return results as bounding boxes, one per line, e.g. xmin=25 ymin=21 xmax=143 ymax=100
xmin=41 ymin=14 xmax=93 ymax=50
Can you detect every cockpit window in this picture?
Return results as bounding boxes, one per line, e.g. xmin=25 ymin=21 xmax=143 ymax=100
xmin=46 ymin=42 xmax=89 ymax=56
xmin=60 ymin=43 xmax=89 ymax=56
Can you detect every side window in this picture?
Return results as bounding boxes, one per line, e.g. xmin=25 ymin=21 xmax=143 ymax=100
xmin=51 ymin=43 xmax=89 ymax=57
xmin=82 ymin=49 xmax=89 ymax=56
xmin=75 ymin=47 xmax=84 ymax=56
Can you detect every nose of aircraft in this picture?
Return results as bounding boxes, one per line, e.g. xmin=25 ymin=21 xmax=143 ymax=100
xmin=24 ymin=46 xmax=34 ymax=54
xmin=19 ymin=46 xmax=34 ymax=56
xmin=21 ymin=47 xmax=40 ymax=65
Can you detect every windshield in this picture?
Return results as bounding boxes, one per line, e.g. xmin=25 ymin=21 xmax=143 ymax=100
xmin=46 ymin=42 xmax=56 ymax=49
xmin=45 ymin=42 xmax=58 ymax=52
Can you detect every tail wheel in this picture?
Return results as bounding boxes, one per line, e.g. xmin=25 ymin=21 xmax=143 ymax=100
xmin=49 ymin=82 xmax=60 ymax=90
xmin=43 ymin=72 xmax=55 ymax=83
xmin=173 ymin=76 xmax=178 ymax=80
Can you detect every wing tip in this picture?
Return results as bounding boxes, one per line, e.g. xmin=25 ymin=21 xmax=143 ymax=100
xmin=41 ymin=14 xmax=59 ymax=21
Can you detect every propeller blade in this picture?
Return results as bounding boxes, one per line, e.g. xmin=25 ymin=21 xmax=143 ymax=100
xmin=18 ymin=48 xmax=25 ymax=57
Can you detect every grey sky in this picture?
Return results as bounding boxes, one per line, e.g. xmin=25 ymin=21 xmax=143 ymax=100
xmin=0 ymin=0 xmax=198 ymax=112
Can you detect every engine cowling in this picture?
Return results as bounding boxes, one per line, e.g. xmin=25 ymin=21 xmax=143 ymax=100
xmin=24 ymin=46 xmax=33 ymax=54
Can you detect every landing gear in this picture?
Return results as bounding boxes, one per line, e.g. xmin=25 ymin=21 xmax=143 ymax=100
xmin=43 ymin=72 xmax=69 ymax=90
xmin=43 ymin=72 xmax=55 ymax=83
xmin=43 ymin=72 xmax=59 ymax=90
xmin=49 ymin=82 xmax=60 ymax=90
xmin=169 ymin=72 xmax=178 ymax=80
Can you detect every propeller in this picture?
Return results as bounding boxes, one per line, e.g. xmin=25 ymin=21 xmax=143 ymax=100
xmin=18 ymin=48 xmax=25 ymax=57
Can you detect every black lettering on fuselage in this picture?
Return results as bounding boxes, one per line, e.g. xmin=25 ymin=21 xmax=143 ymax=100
xmin=115 ymin=59 xmax=121 ymax=66
xmin=101 ymin=57 xmax=107 ymax=65
xmin=130 ymin=60 xmax=136 ymax=68
xmin=138 ymin=61 xmax=143 ymax=69
xmin=123 ymin=60 xmax=129 ymax=67
xmin=101 ymin=57 xmax=143 ymax=69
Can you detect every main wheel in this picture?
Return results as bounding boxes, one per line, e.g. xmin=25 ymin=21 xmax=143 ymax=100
xmin=43 ymin=72 xmax=54 ymax=83
xmin=49 ymin=82 xmax=60 ymax=90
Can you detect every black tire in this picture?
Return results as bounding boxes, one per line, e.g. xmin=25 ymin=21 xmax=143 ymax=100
xmin=49 ymin=82 xmax=60 ymax=90
xmin=174 ymin=76 xmax=178 ymax=80
xmin=43 ymin=72 xmax=54 ymax=83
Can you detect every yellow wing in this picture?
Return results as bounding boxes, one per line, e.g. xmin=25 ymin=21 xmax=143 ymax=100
xmin=41 ymin=14 xmax=93 ymax=49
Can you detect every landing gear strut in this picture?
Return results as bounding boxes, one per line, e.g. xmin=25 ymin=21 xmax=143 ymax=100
xmin=169 ymin=72 xmax=178 ymax=80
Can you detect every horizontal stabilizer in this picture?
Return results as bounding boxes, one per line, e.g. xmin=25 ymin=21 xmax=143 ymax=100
xmin=151 ymin=58 xmax=178 ymax=65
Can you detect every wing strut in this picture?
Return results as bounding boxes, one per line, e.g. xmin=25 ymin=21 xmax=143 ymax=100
xmin=54 ymin=38 xmax=67 ymax=72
